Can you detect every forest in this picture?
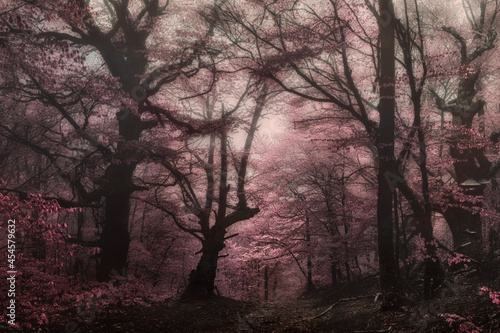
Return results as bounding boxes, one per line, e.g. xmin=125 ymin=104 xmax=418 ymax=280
xmin=1 ymin=0 xmax=500 ymax=332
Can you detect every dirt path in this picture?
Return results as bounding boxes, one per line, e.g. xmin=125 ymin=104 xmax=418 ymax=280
xmin=236 ymin=299 xmax=320 ymax=332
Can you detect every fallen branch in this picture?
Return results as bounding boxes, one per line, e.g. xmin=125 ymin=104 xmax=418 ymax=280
xmin=353 ymin=326 xmax=393 ymax=333
xmin=304 ymin=295 xmax=375 ymax=321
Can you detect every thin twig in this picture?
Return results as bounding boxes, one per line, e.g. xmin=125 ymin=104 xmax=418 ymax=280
xmin=353 ymin=326 xmax=393 ymax=333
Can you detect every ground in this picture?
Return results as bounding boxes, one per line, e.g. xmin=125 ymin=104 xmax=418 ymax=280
xmin=2 ymin=261 xmax=500 ymax=332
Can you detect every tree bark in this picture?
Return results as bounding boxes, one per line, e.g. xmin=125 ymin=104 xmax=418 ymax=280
xmin=433 ymin=18 xmax=497 ymax=260
xmin=180 ymin=85 xmax=266 ymax=298
xmin=97 ymin=162 xmax=135 ymax=282
xmin=183 ymin=237 xmax=225 ymax=298
xmin=96 ymin=109 xmax=142 ymax=281
xmin=441 ymin=106 xmax=487 ymax=260
xmin=331 ymin=261 xmax=337 ymax=286
xmin=306 ymin=215 xmax=314 ymax=291
xmin=264 ymin=265 xmax=269 ymax=301
xmin=442 ymin=191 xmax=483 ymax=258
xmin=377 ymin=0 xmax=399 ymax=303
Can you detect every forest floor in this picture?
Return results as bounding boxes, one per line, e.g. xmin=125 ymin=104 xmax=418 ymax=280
xmin=4 ymin=259 xmax=500 ymax=332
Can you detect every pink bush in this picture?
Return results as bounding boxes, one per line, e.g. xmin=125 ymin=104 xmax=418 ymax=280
xmin=479 ymin=287 xmax=500 ymax=305
xmin=439 ymin=313 xmax=482 ymax=333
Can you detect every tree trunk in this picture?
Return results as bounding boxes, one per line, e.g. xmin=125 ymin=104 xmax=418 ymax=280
xmin=306 ymin=215 xmax=314 ymax=291
xmin=432 ymin=19 xmax=496 ymax=259
xmin=345 ymin=261 xmax=351 ymax=283
xmin=416 ymin=93 xmax=443 ymax=298
xmin=177 ymin=85 xmax=265 ymax=299
xmin=96 ymin=110 xmax=142 ymax=281
xmin=442 ymin=108 xmax=487 ymax=260
xmin=272 ymin=274 xmax=278 ymax=299
xmin=182 ymin=239 xmax=224 ymax=299
xmin=331 ymin=261 xmax=337 ymax=286
xmin=442 ymin=192 xmax=483 ymax=258
xmin=97 ymin=162 xmax=135 ymax=282
xmin=264 ymin=265 xmax=269 ymax=301
xmin=393 ymin=192 xmax=402 ymax=279
xmin=377 ymin=0 xmax=399 ymax=303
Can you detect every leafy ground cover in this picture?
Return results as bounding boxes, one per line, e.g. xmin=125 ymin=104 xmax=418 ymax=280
xmin=2 ymin=262 xmax=499 ymax=333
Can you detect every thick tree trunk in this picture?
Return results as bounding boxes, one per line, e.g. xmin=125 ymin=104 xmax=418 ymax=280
xmin=96 ymin=111 xmax=142 ymax=281
xmin=442 ymin=191 xmax=483 ymax=258
xmin=377 ymin=0 xmax=399 ymax=304
xmin=182 ymin=239 xmax=224 ymax=298
xmin=307 ymin=256 xmax=314 ymax=291
xmin=97 ymin=162 xmax=134 ymax=282
xmin=432 ymin=21 xmax=495 ymax=259
xmin=442 ymin=108 xmax=487 ymax=260
xmin=377 ymin=155 xmax=399 ymax=298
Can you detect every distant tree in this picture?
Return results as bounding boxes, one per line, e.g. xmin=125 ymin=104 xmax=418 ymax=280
xmin=253 ymin=126 xmax=375 ymax=290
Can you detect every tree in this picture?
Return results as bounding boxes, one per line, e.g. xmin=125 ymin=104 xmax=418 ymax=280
xmin=376 ymin=0 xmax=399 ymax=299
xmin=429 ymin=0 xmax=500 ymax=259
xmin=145 ymin=76 xmax=269 ymax=297
xmin=391 ymin=0 xmax=443 ymax=298
xmin=204 ymin=0 xmax=407 ymax=302
xmin=0 ymin=0 xmax=219 ymax=281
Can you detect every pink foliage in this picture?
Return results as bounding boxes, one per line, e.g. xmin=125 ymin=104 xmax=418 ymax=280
xmin=0 ymin=193 xmax=164 ymax=330
xmin=439 ymin=314 xmax=482 ymax=333
xmin=479 ymin=287 xmax=500 ymax=305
